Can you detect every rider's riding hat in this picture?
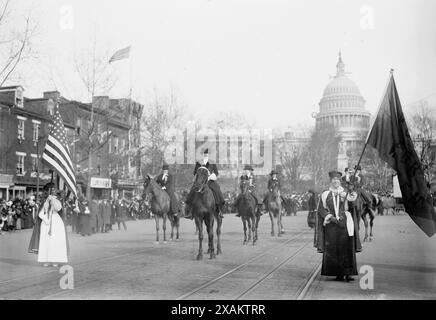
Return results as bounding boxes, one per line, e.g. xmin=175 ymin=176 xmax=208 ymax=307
xmin=162 ymin=164 xmax=169 ymax=170
xmin=328 ymin=171 xmax=342 ymax=179
xmin=270 ymin=170 xmax=277 ymax=176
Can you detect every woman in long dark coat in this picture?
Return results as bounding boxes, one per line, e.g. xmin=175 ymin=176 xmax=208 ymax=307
xmin=316 ymin=171 xmax=358 ymax=282
xmin=78 ymin=198 xmax=92 ymax=236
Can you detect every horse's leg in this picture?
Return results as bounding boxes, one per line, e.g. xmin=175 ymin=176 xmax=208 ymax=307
xmin=242 ymin=217 xmax=247 ymax=245
xmin=176 ymin=217 xmax=180 ymax=240
xmin=247 ymin=215 xmax=252 ymax=242
xmin=208 ymin=215 xmax=216 ymax=259
xmin=216 ymin=214 xmax=222 ymax=255
xmin=251 ymin=215 xmax=256 ymax=245
xmin=196 ymin=217 xmax=203 ymax=260
xmin=154 ymin=215 xmax=159 ymax=244
xmin=369 ymin=213 xmax=374 ymax=241
xmin=163 ymin=214 xmax=167 ymax=243
xmin=277 ymin=210 xmax=282 ymax=237
xmin=362 ymin=214 xmax=369 ymax=242
xmin=269 ymin=212 xmax=275 ymax=237
xmin=169 ymin=216 xmax=174 ymax=241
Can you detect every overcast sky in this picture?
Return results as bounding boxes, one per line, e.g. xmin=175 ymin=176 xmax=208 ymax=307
xmin=11 ymin=0 xmax=436 ymax=129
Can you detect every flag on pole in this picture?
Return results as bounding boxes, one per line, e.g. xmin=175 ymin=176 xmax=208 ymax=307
xmin=109 ymin=46 xmax=131 ymax=63
xmin=42 ymin=105 xmax=77 ymax=198
xmin=366 ymin=73 xmax=436 ymax=237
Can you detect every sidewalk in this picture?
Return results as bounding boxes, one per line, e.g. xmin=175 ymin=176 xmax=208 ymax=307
xmin=306 ymin=214 xmax=436 ymax=299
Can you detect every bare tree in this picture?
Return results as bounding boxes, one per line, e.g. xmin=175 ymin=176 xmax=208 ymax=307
xmin=277 ymin=145 xmax=306 ymax=193
xmin=306 ymin=124 xmax=341 ymax=190
xmin=138 ymin=87 xmax=186 ymax=175
xmin=407 ymin=101 xmax=436 ymax=183
xmin=0 ymin=0 xmax=38 ymax=86
xmin=74 ymin=34 xmax=118 ymax=201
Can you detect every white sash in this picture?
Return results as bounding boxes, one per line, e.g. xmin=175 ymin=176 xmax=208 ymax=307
xmin=345 ymin=211 xmax=354 ymax=236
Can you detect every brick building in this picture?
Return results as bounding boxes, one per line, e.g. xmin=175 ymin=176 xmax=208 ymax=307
xmin=0 ymin=86 xmax=144 ymax=201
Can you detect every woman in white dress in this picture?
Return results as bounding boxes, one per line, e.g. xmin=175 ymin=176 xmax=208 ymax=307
xmin=38 ymin=193 xmax=68 ymax=267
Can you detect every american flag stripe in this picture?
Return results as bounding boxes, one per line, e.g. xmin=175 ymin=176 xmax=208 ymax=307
xmin=42 ymin=105 xmax=77 ymax=197
xmin=42 ymin=152 xmax=76 ymax=196
xmin=44 ymin=144 xmax=75 ymax=184
xmin=47 ymin=135 xmax=74 ymax=169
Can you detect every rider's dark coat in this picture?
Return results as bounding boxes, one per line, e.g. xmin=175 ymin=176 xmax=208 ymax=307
xmin=156 ymin=172 xmax=180 ymax=215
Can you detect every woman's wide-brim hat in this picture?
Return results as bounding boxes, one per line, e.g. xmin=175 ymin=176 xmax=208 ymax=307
xmin=162 ymin=164 xmax=169 ymax=170
xmin=328 ymin=171 xmax=342 ymax=179
xmin=270 ymin=170 xmax=277 ymax=176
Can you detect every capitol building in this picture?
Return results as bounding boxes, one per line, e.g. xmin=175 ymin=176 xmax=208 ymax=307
xmin=315 ymin=53 xmax=371 ymax=172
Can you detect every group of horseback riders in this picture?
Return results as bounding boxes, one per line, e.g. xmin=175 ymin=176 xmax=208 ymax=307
xmin=151 ymin=148 xmax=286 ymax=220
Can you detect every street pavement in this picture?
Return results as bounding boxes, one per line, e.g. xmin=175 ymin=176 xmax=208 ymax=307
xmin=0 ymin=211 xmax=435 ymax=300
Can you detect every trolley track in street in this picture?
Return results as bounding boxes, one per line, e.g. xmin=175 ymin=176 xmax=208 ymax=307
xmin=177 ymin=230 xmax=313 ymax=300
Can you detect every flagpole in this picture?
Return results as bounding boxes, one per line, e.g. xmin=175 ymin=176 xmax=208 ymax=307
xmin=343 ymin=69 xmax=394 ymax=203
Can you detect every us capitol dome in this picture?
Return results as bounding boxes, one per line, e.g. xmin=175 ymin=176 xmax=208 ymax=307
xmin=315 ymin=52 xmax=371 ymax=171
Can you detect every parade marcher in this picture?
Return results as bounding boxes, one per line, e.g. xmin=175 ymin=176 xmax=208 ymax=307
xmin=262 ymin=169 xmax=281 ymax=213
xmin=156 ymin=164 xmax=180 ymax=218
xmin=343 ymin=181 xmax=362 ymax=252
xmin=37 ymin=187 xmax=68 ymax=267
xmin=184 ymin=149 xmax=225 ymax=219
xmin=115 ymin=197 xmax=127 ymax=230
xmin=102 ymin=198 xmax=112 ymax=233
xmin=235 ymin=165 xmax=263 ymax=217
xmin=307 ymin=189 xmax=317 ymax=229
xmin=78 ymin=197 xmax=92 ymax=236
xmin=28 ymin=183 xmax=52 ymax=254
xmin=315 ymin=171 xmax=358 ymax=282
xmin=89 ymin=197 xmax=99 ymax=233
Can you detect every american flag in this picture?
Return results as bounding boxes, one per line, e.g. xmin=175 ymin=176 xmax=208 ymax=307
xmin=42 ymin=105 xmax=77 ymax=197
xmin=109 ymin=46 xmax=130 ymax=63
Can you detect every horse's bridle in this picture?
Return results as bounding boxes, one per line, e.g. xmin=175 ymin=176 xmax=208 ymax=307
xmin=194 ymin=166 xmax=210 ymax=193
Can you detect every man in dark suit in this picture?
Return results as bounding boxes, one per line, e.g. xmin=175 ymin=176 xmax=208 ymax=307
xmin=184 ymin=149 xmax=225 ymax=219
xmin=156 ymin=164 xmax=180 ymax=217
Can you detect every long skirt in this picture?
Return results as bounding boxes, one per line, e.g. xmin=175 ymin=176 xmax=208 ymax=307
xmin=28 ymin=217 xmax=42 ymax=254
xmin=38 ymin=213 xmax=68 ymax=264
xmin=79 ymin=214 xmax=91 ymax=235
xmin=321 ymin=223 xmax=357 ymax=277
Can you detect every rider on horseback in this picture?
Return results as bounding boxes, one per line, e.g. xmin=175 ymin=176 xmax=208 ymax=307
xmin=263 ymin=169 xmax=281 ymax=210
xmin=235 ymin=165 xmax=263 ymax=217
xmin=156 ymin=164 xmax=180 ymax=218
xmin=184 ymin=149 xmax=225 ymax=219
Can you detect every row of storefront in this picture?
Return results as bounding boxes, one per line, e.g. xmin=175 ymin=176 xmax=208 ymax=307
xmin=0 ymin=173 xmax=142 ymax=201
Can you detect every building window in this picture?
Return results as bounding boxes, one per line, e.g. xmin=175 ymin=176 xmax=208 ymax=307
xmin=121 ymin=139 xmax=126 ymax=151
xmin=114 ymin=137 xmax=119 ymax=153
xmin=32 ymin=122 xmax=40 ymax=145
xmin=17 ymin=117 xmax=26 ymax=140
xmin=31 ymin=155 xmax=38 ymax=173
xmin=16 ymin=153 xmax=25 ymax=175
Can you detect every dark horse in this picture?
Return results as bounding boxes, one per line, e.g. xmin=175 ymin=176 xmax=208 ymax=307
xmin=353 ymin=188 xmax=376 ymax=242
xmin=143 ymin=175 xmax=178 ymax=243
xmin=236 ymin=178 xmax=260 ymax=245
xmin=265 ymin=180 xmax=283 ymax=237
xmin=190 ymin=166 xmax=223 ymax=260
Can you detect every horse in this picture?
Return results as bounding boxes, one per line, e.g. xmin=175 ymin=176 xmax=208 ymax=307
xmin=236 ymin=178 xmax=260 ymax=245
xmin=265 ymin=180 xmax=283 ymax=237
xmin=190 ymin=166 xmax=222 ymax=260
xmin=142 ymin=175 xmax=173 ymax=243
xmin=353 ymin=189 xmax=376 ymax=242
